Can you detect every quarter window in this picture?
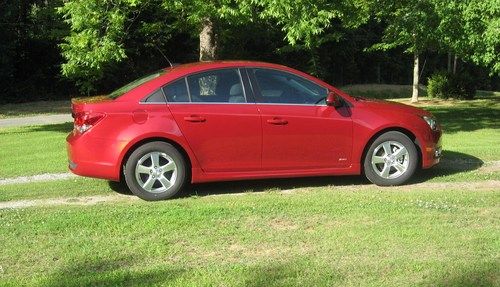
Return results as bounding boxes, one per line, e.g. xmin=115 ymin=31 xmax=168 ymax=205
xmin=187 ymin=69 xmax=246 ymax=103
xmin=252 ymin=68 xmax=328 ymax=104
xmin=143 ymin=89 xmax=166 ymax=103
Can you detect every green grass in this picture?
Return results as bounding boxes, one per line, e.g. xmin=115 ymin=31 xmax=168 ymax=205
xmin=1 ymin=187 xmax=498 ymax=286
xmin=0 ymin=100 xmax=71 ymax=119
xmin=0 ymin=123 xmax=72 ymax=178
xmin=0 ymin=178 xmax=114 ymax=201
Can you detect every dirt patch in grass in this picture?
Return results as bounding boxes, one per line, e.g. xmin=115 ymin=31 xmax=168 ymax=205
xmin=1 ymin=180 xmax=498 ymax=210
xmin=478 ymin=161 xmax=500 ymax=173
xmin=0 ymin=194 xmax=137 ymax=209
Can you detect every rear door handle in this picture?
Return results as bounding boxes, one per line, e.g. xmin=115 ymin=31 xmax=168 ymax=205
xmin=266 ymin=118 xmax=288 ymax=125
xmin=184 ymin=115 xmax=206 ymax=123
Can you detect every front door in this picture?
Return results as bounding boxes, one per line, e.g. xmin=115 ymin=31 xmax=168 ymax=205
xmin=249 ymin=68 xmax=353 ymax=170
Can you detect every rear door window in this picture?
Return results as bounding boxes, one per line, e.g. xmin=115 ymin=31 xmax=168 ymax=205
xmin=186 ymin=69 xmax=246 ymax=103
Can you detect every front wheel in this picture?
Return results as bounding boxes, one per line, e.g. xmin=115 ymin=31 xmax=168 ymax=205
xmin=124 ymin=142 xmax=187 ymax=201
xmin=363 ymin=131 xmax=418 ymax=186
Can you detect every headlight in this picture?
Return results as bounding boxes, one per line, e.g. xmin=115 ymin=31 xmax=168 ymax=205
xmin=422 ymin=116 xmax=438 ymax=131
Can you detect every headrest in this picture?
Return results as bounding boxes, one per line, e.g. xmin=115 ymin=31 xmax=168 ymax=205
xmin=230 ymin=83 xmax=243 ymax=96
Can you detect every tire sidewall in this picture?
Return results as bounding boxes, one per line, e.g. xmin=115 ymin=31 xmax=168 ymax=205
xmin=124 ymin=142 xmax=186 ymax=201
xmin=363 ymin=131 xmax=418 ymax=186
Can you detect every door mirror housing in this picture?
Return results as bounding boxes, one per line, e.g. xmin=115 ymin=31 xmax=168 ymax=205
xmin=326 ymin=92 xmax=342 ymax=108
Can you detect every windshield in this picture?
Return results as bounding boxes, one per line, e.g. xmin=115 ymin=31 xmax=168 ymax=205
xmin=108 ymin=69 xmax=166 ymax=99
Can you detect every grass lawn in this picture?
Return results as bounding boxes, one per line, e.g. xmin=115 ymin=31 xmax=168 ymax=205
xmin=0 ymin=87 xmax=498 ymax=286
xmin=1 ymin=186 xmax=498 ymax=286
xmin=0 ymin=178 xmax=113 ymax=202
xmin=0 ymin=100 xmax=71 ymax=119
xmin=0 ymin=123 xmax=72 ymax=178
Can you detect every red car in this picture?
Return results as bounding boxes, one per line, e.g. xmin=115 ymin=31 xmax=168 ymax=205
xmin=67 ymin=61 xmax=442 ymax=200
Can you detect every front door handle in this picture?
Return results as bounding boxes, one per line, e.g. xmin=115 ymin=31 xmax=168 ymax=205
xmin=184 ymin=115 xmax=206 ymax=123
xmin=266 ymin=117 xmax=288 ymax=125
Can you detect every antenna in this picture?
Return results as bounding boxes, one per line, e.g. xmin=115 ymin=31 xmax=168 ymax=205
xmin=154 ymin=45 xmax=173 ymax=68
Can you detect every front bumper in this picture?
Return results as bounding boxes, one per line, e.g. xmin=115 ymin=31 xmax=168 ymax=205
xmin=421 ymin=130 xmax=442 ymax=169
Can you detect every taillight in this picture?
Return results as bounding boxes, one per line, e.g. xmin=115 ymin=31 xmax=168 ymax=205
xmin=73 ymin=112 xmax=105 ymax=134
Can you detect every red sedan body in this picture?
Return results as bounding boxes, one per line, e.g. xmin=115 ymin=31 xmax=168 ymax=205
xmin=67 ymin=61 xmax=441 ymax=187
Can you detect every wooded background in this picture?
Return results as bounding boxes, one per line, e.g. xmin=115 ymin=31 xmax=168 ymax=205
xmin=1 ymin=0 xmax=498 ymax=104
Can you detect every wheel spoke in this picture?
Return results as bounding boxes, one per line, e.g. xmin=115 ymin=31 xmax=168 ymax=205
xmin=372 ymin=155 xmax=385 ymax=164
xmin=158 ymin=175 xmax=172 ymax=189
xmin=151 ymin=152 xmax=160 ymax=167
xmin=381 ymin=164 xmax=391 ymax=178
xmin=382 ymin=142 xmax=392 ymax=156
xmin=137 ymin=164 xmax=150 ymax=174
xmin=161 ymin=161 xmax=176 ymax=172
xmin=142 ymin=176 xmax=156 ymax=190
xmin=393 ymin=147 xmax=408 ymax=159
xmin=394 ymin=162 xmax=406 ymax=174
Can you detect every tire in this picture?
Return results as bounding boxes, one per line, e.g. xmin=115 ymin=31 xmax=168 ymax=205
xmin=124 ymin=141 xmax=187 ymax=201
xmin=363 ymin=131 xmax=418 ymax=186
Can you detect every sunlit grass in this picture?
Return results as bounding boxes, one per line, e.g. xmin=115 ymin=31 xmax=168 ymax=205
xmin=0 ymin=123 xmax=72 ymax=178
xmin=0 ymin=186 xmax=498 ymax=286
xmin=0 ymin=178 xmax=114 ymax=201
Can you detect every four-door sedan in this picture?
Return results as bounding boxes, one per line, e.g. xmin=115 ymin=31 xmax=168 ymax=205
xmin=67 ymin=61 xmax=442 ymax=201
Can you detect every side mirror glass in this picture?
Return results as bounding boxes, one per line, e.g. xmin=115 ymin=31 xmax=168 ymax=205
xmin=326 ymin=92 xmax=342 ymax=108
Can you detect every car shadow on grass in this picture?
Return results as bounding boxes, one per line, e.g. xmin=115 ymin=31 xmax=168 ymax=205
xmin=0 ymin=122 xmax=73 ymax=134
xmin=107 ymin=150 xmax=483 ymax=198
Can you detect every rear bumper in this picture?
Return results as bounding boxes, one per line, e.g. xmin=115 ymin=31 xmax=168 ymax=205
xmin=66 ymin=132 xmax=123 ymax=181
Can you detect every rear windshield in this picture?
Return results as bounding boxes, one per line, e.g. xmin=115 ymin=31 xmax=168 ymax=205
xmin=108 ymin=69 xmax=166 ymax=99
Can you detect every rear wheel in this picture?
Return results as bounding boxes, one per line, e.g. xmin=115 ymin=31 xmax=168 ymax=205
xmin=363 ymin=131 xmax=418 ymax=186
xmin=124 ymin=142 xmax=187 ymax=201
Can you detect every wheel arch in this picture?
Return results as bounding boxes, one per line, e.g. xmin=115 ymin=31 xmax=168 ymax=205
xmin=360 ymin=127 xmax=422 ymax=174
xmin=119 ymin=137 xmax=193 ymax=182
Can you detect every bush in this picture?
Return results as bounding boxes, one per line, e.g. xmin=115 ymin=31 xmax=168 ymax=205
xmin=427 ymin=71 xmax=476 ymax=100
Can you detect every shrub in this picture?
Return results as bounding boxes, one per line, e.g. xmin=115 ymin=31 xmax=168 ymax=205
xmin=427 ymin=71 xmax=476 ymax=100
xmin=427 ymin=72 xmax=449 ymax=99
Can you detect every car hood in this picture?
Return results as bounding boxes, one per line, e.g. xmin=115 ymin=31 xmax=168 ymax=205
xmin=356 ymin=97 xmax=431 ymax=116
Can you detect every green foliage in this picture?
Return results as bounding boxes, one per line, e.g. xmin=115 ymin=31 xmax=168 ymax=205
xmin=427 ymin=72 xmax=449 ymax=99
xmin=253 ymin=0 xmax=371 ymax=47
xmin=427 ymin=71 xmax=476 ymax=100
xmin=435 ymin=0 xmax=500 ymax=75
xmin=58 ymin=0 xmax=136 ymax=94
xmin=370 ymin=0 xmax=439 ymax=54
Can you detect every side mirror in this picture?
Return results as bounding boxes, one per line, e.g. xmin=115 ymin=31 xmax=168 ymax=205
xmin=326 ymin=92 xmax=342 ymax=108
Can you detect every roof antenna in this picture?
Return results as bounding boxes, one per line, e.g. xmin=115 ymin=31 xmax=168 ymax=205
xmin=154 ymin=44 xmax=174 ymax=68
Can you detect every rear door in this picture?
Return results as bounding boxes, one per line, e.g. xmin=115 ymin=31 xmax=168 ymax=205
xmin=248 ymin=68 xmax=353 ymax=170
xmin=166 ymin=68 xmax=262 ymax=172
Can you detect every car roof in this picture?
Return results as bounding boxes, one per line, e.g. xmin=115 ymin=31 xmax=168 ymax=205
xmin=164 ymin=60 xmax=292 ymax=74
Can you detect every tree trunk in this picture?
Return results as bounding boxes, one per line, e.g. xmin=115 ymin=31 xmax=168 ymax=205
xmin=411 ymin=51 xmax=419 ymax=103
xmin=199 ymin=18 xmax=217 ymax=61
xmin=453 ymin=55 xmax=458 ymax=74
xmin=447 ymin=53 xmax=452 ymax=73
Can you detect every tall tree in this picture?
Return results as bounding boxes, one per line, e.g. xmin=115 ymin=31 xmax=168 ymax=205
xmin=163 ymin=1 xmax=253 ymax=61
xmin=371 ymin=0 xmax=439 ymax=102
